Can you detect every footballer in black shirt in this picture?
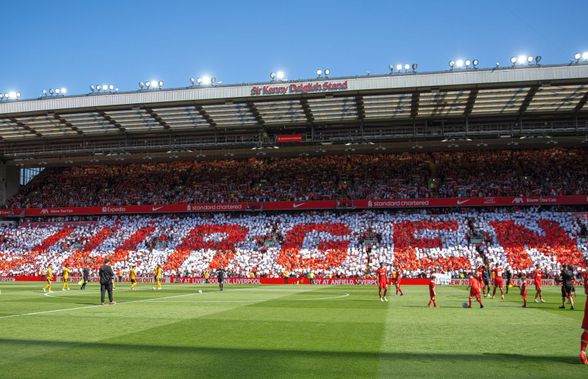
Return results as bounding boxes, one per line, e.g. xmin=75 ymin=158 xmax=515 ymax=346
xmin=559 ymin=264 xmax=575 ymax=310
xmin=217 ymin=269 xmax=225 ymax=291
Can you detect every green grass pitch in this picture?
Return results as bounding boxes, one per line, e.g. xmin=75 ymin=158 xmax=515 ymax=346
xmin=0 ymin=282 xmax=585 ymax=378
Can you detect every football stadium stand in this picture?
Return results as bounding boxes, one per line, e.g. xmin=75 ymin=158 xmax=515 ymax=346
xmin=4 ymin=148 xmax=588 ymax=208
xmin=0 ymin=210 xmax=586 ymax=277
xmin=0 ymin=63 xmax=587 ymax=280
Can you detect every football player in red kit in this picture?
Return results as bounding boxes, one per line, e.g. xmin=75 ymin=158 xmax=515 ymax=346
xmin=467 ymin=274 xmax=484 ymax=308
xmin=377 ymin=263 xmax=389 ymax=302
xmin=477 ymin=265 xmax=488 ymax=297
xmin=427 ymin=275 xmax=438 ymax=308
xmin=579 ymin=261 xmax=588 ymax=365
xmin=519 ymin=274 xmax=528 ymax=308
xmin=395 ymin=265 xmax=404 ymax=296
xmin=491 ymin=265 xmax=505 ymax=300
xmin=534 ymin=265 xmax=545 ymax=303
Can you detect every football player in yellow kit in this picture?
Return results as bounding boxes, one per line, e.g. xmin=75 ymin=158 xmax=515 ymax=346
xmin=43 ymin=266 xmax=53 ymax=293
xmin=130 ymin=267 xmax=138 ymax=290
xmin=153 ymin=265 xmax=163 ymax=290
xmin=62 ymin=265 xmax=70 ymax=291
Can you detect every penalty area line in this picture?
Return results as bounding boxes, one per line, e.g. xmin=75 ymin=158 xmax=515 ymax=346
xmin=0 ymin=292 xmax=199 ymax=320
xmin=288 ymin=292 xmax=350 ymax=301
xmin=148 ymin=292 xmax=351 ymax=303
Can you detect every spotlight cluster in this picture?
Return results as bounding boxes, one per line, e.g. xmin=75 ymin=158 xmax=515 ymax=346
xmin=448 ymin=59 xmax=479 ymax=70
xmin=270 ymin=71 xmax=286 ymax=81
xmin=0 ymin=91 xmax=21 ymax=101
xmin=138 ymin=80 xmax=164 ymax=90
xmin=41 ymin=88 xmax=67 ymax=97
xmin=190 ymin=76 xmax=217 ymax=86
xmin=90 ymin=84 xmax=118 ymax=93
xmin=316 ymin=68 xmax=331 ymax=78
xmin=389 ymin=63 xmax=417 ymax=73
xmin=510 ymin=55 xmax=541 ymax=66
xmin=573 ymin=52 xmax=588 ymax=63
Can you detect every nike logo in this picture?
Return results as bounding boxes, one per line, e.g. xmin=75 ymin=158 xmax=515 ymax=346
xmin=152 ymin=206 xmax=164 ymax=211
xmin=292 ymin=203 xmax=305 ymax=208
xmin=456 ymin=199 xmax=470 ymax=205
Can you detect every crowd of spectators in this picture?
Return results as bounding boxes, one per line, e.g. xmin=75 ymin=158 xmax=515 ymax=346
xmin=5 ymin=148 xmax=587 ymax=208
xmin=0 ymin=209 xmax=586 ymax=279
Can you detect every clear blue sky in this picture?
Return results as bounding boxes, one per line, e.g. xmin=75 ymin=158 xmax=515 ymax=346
xmin=2 ymin=0 xmax=587 ymax=99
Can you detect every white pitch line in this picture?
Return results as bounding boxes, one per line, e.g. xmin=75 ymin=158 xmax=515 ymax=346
xmin=149 ymin=299 xmax=261 ymax=304
xmin=288 ymin=292 xmax=350 ymax=301
xmin=0 ymin=292 xmax=199 ymax=320
xmin=0 ymin=288 xmax=350 ymax=320
xmin=144 ymin=292 xmax=350 ymax=303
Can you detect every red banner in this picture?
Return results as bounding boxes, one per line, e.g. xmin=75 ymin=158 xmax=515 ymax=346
xmin=2 ymin=276 xmax=581 ymax=286
xmin=354 ymin=195 xmax=588 ymax=209
xmin=0 ymin=276 xmax=430 ymax=285
xmin=261 ymin=200 xmax=339 ymax=211
xmin=276 ymin=134 xmax=304 ymax=143
xmin=0 ymin=209 xmax=25 ymax=217
xmin=1 ymin=195 xmax=586 ymax=218
xmin=21 ymin=221 xmax=99 ymax=228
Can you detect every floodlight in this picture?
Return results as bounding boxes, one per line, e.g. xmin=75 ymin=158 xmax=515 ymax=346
xmin=472 ymin=59 xmax=479 ymax=67
xmin=139 ymin=82 xmax=144 ymax=88
xmin=575 ymin=53 xmax=582 ymax=61
xmin=510 ymin=56 xmax=517 ymax=64
xmin=455 ymin=59 xmax=464 ymax=68
xmin=388 ymin=64 xmax=394 ymax=72
xmin=583 ymin=52 xmax=588 ymax=60
xmin=150 ymin=80 xmax=158 ymax=88
xmin=270 ymin=72 xmax=276 ymax=80
xmin=55 ymin=88 xmax=61 ymax=94
xmin=61 ymin=88 xmax=67 ymax=94
xmin=448 ymin=60 xmax=455 ymax=68
xmin=535 ymin=56 xmax=541 ymax=64
xmin=411 ymin=63 xmax=418 ymax=71
xmin=396 ymin=64 xmax=402 ymax=71
xmin=276 ymin=71 xmax=285 ymax=80
xmin=465 ymin=59 xmax=471 ymax=66
xmin=517 ymin=55 xmax=527 ymax=64
xmin=201 ymin=75 xmax=212 ymax=85
xmin=527 ymin=56 xmax=533 ymax=63
xmin=403 ymin=64 xmax=410 ymax=71
xmin=96 ymin=85 xmax=102 ymax=91
xmin=90 ymin=85 xmax=95 ymax=92
xmin=109 ymin=84 xmax=114 ymax=90
xmin=316 ymin=69 xmax=322 ymax=76
xmin=324 ymin=68 xmax=330 ymax=76
xmin=158 ymin=80 xmax=164 ymax=88
xmin=190 ymin=77 xmax=195 ymax=84
xmin=145 ymin=81 xmax=151 ymax=87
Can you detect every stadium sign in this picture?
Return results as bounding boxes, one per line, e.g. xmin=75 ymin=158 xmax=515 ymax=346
xmin=3 ymin=195 xmax=588 ymax=218
xmin=250 ymin=80 xmax=348 ymax=96
xmin=3 ymin=275 xmax=579 ymax=286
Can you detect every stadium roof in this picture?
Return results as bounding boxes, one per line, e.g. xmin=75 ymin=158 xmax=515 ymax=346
xmin=1 ymin=64 xmax=587 ymax=166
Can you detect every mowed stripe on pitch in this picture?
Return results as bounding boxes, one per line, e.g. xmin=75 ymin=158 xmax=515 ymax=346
xmin=0 ymin=285 xmax=325 ymax=320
